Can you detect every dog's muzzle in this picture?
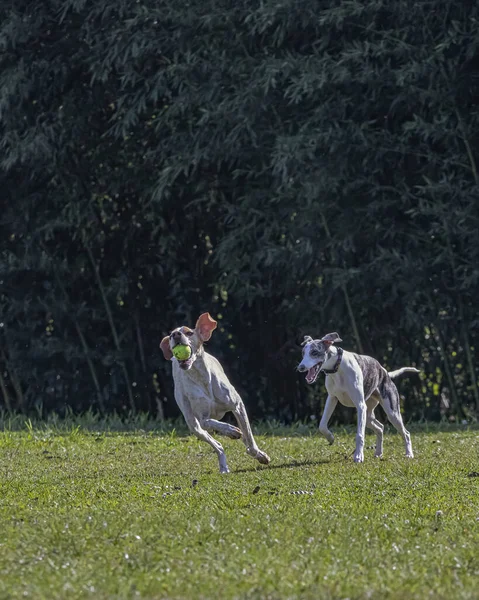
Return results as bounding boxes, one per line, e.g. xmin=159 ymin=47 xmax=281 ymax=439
xmin=170 ymin=332 xmax=195 ymax=370
xmin=298 ymin=362 xmax=323 ymax=384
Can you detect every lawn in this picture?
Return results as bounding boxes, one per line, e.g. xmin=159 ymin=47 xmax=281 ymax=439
xmin=0 ymin=417 xmax=478 ymax=599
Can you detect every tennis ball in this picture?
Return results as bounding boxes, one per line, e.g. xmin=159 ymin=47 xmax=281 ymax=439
xmin=172 ymin=344 xmax=192 ymax=361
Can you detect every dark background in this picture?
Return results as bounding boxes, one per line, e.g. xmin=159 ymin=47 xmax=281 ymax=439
xmin=1 ymin=0 xmax=478 ymax=424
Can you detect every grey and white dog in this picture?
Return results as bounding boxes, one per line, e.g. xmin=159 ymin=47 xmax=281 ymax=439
xmin=297 ymin=333 xmax=419 ymax=462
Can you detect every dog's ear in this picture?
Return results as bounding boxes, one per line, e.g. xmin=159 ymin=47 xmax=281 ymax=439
xmin=301 ymin=335 xmax=313 ymax=347
xmin=160 ymin=336 xmax=173 ymax=360
xmin=320 ymin=332 xmax=342 ymax=345
xmin=195 ymin=312 xmax=217 ymax=342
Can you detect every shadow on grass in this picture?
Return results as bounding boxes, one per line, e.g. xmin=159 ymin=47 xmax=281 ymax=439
xmin=233 ymin=457 xmax=333 ymax=474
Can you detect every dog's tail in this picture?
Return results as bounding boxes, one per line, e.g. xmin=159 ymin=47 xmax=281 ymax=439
xmin=388 ymin=367 xmax=420 ymax=379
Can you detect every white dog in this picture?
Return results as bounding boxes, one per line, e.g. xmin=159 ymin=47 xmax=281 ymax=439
xmin=298 ymin=333 xmax=418 ymax=462
xmin=160 ymin=313 xmax=270 ymax=473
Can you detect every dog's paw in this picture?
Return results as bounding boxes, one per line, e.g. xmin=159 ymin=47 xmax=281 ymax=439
xmin=246 ymin=447 xmax=270 ymax=465
xmin=226 ymin=426 xmax=242 ymax=439
xmin=353 ymin=453 xmax=364 ymax=463
xmin=219 ymin=465 xmax=230 ymax=474
xmin=256 ymin=450 xmax=271 ymax=465
xmin=328 ymin=435 xmax=335 ymax=445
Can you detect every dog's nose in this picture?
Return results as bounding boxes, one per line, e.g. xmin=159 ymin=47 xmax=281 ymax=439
xmin=171 ymin=331 xmax=181 ymax=340
xmin=297 ymin=364 xmax=307 ymax=373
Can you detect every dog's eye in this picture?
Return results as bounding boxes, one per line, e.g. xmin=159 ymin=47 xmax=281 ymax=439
xmin=185 ymin=331 xmax=194 ymax=337
xmin=311 ymin=350 xmax=320 ymax=357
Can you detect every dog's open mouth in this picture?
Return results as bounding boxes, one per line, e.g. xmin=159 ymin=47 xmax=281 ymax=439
xmin=305 ymin=363 xmax=322 ymax=384
xmin=178 ymin=356 xmax=194 ymax=370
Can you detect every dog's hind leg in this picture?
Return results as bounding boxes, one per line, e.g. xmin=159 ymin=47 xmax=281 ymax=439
xmin=379 ymin=382 xmax=414 ymax=458
xmin=232 ymin=400 xmax=270 ymax=465
xmin=204 ymin=419 xmax=242 ymax=439
xmin=366 ymin=394 xmax=384 ymax=458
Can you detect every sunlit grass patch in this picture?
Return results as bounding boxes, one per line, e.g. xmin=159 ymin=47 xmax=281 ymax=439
xmin=0 ymin=421 xmax=478 ymax=599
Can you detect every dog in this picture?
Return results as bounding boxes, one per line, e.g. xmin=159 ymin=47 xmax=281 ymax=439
xmin=297 ymin=333 xmax=418 ymax=462
xmin=160 ymin=312 xmax=270 ymax=473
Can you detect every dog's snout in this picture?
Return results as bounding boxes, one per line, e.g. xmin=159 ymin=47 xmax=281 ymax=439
xmin=297 ymin=364 xmax=307 ymax=373
xmin=171 ymin=331 xmax=181 ymax=340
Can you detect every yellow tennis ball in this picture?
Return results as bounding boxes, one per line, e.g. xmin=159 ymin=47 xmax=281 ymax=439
xmin=172 ymin=344 xmax=192 ymax=361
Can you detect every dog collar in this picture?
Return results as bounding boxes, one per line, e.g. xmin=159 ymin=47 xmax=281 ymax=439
xmin=322 ymin=347 xmax=343 ymax=375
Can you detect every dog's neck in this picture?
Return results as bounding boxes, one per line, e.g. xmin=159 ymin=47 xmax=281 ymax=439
xmin=192 ymin=346 xmax=206 ymax=365
xmin=321 ymin=346 xmax=343 ymax=375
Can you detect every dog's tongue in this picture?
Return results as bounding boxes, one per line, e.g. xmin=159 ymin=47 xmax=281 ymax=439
xmin=305 ymin=364 xmax=321 ymax=384
xmin=306 ymin=367 xmax=315 ymax=384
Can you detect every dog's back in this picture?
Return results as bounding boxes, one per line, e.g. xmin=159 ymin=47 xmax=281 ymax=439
xmin=352 ymin=352 xmax=403 ymax=414
xmin=351 ymin=353 xmax=385 ymax=395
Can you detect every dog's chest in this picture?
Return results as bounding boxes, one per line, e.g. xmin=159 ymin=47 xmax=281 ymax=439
xmin=173 ymin=357 xmax=236 ymax=418
xmin=325 ymin=372 xmax=356 ymax=407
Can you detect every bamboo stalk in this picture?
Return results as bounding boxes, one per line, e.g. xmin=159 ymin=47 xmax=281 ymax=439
xmin=342 ymin=289 xmax=364 ymax=354
xmin=454 ymin=108 xmax=479 ymax=186
xmin=134 ymin=312 xmax=146 ymax=373
xmin=451 ymin=112 xmax=479 ymax=413
xmin=438 ymin=63 xmax=479 ymax=185
xmin=155 ymin=395 xmax=165 ymax=422
xmin=84 ymin=243 xmax=136 ymax=412
xmin=74 ymin=321 xmax=106 ymax=414
xmin=0 ymin=367 xmax=12 ymax=413
xmin=320 ymin=212 xmax=364 ymax=353
xmin=442 ymin=218 xmax=479 ymax=414
xmin=134 ymin=312 xmax=164 ymax=421
xmin=9 ymin=369 xmax=24 ymax=411
xmin=44 ymin=245 xmax=106 ymax=414
xmin=0 ymin=348 xmax=21 ymax=411
xmin=459 ymin=306 xmax=479 ymax=414
xmin=433 ymin=324 xmax=462 ymax=418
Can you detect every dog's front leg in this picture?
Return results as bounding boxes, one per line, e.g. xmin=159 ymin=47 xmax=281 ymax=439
xmin=188 ymin=416 xmax=230 ymax=473
xmin=352 ymin=392 xmax=367 ymax=463
xmin=318 ymin=395 xmax=338 ymax=445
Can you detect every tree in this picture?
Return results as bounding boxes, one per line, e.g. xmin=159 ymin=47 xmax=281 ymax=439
xmin=1 ymin=0 xmax=478 ymax=422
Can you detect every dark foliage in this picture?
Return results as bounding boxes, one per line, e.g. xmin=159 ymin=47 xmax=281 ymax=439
xmin=1 ymin=0 xmax=478 ymax=423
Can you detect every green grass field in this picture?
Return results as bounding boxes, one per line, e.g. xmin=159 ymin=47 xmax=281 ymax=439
xmin=0 ymin=418 xmax=478 ymax=599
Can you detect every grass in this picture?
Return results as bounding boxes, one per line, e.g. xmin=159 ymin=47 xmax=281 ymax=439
xmin=0 ymin=418 xmax=478 ymax=599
